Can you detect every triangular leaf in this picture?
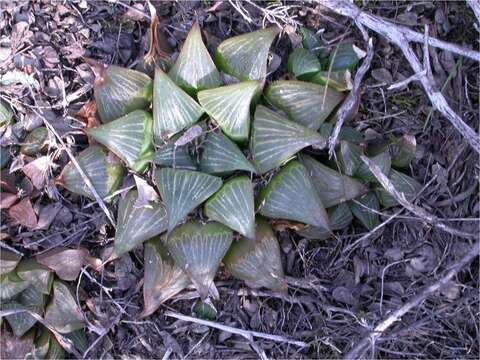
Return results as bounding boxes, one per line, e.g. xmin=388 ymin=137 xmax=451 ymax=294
xmin=257 ymin=161 xmax=330 ymax=229
xmin=20 ymin=127 xmax=48 ymax=156
xmin=251 ymin=105 xmax=326 ymax=174
xmin=94 ymin=64 xmax=152 ymax=123
xmin=288 ymin=48 xmax=321 ymax=80
xmin=309 ymin=70 xmax=353 ymax=92
xmin=0 ymin=272 xmax=29 ymax=301
xmin=350 ymin=192 xmax=380 ymax=230
xmin=152 ymin=68 xmax=204 ymax=139
xmin=355 ymin=151 xmax=391 ymax=183
xmin=153 ymin=136 xmax=197 ymax=170
xmin=44 ymin=281 xmax=85 ymax=333
xmin=168 ymin=22 xmax=222 ymax=95
xmin=87 ymin=110 xmax=154 ymax=173
xmin=141 ymin=237 xmax=190 ymax=317
xmin=337 ymin=140 xmax=363 ymax=176
xmin=200 ymin=131 xmax=256 ymax=174
xmin=299 ymin=27 xmax=324 ymax=57
xmin=198 ymin=81 xmax=261 ymax=142
xmin=166 ymin=221 xmax=233 ymax=298
xmin=46 ymin=334 xmax=66 ymax=359
xmin=215 ymin=27 xmax=280 ymax=81
xmin=64 ymin=329 xmax=88 ymax=353
xmin=0 ymin=250 xmax=21 ymax=275
xmin=16 ymin=259 xmax=53 ymax=294
xmin=224 ymin=218 xmax=286 ymax=291
xmin=329 ymin=43 xmax=359 ymax=71
xmin=205 ymin=176 xmax=255 ymax=240
xmin=265 ymin=80 xmax=344 ymax=129
xmin=111 ymin=190 xmax=168 ymax=260
xmin=155 ymin=168 xmax=222 ymax=232
xmin=319 ymin=123 xmax=363 ymax=144
xmin=2 ymin=301 xmax=39 ymax=337
xmin=59 ymin=146 xmax=124 ymax=202
xmin=376 ymin=169 xmax=422 ymax=208
xmin=298 ymin=203 xmax=353 ymax=240
xmin=300 ymin=154 xmax=368 ymax=208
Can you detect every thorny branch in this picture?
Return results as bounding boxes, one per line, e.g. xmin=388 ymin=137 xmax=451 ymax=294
xmin=316 ymin=0 xmax=480 ymax=155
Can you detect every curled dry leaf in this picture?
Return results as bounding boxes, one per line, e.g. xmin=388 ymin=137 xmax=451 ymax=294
xmin=37 ymin=248 xmax=89 ymax=281
xmin=8 ymin=197 xmax=38 ymax=229
xmin=74 ymin=99 xmax=100 ymax=129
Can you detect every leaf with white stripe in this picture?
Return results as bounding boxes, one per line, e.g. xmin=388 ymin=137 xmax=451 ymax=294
xmin=205 ymin=176 xmax=255 ymax=240
xmin=59 ymin=146 xmax=124 ymax=202
xmin=215 ymin=27 xmax=280 ymax=81
xmin=224 ymin=218 xmax=286 ymax=292
xmin=168 ymin=22 xmax=222 ymax=95
xmin=319 ymin=123 xmax=363 ymax=144
xmin=198 ymin=81 xmax=261 ymax=142
xmin=141 ymin=237 xmax=190 ymax=317
xmin=298 ymin=203 xmax=353 ymax=240
xmin=153 ymin=138 xmax=197 ymax=170
xmin=288 ymin=48 xmax=321 ymax=80
xmin=155 ymin=168 xmax=222 ymax=232
xmin=87 ymin=110 xmax=154 ymax=173
xmin=200 ymin=132 xmax=256 ymax=175
xmin=0 ymin=250 xmax=21 ymax=275
xmin=376 ymin=169 xmax=422 ymax=208
xmin=166 ymin=221 xmax=232 ymax=298
xmin=337 ymin=140 xmax=363 ymax=176
xmin=265 ymin=80 xmax=344 ymax=130
xmin=111 ymin=190 xmax=168 ymax=260
xmin=350 ymin=192 xmax=380 ymax=230
xmin=257 ymin=161 xmax=330 ymax=230
xmin=0 ymin=271 xmax=29 ymax=301
xmin=2 ymin=301 xmax=39 ymax=337
xmin=251 ymin=105 xmax=326 ymax=174
xmin=300 ymin=154 xmax=368 ymax=208
xmin=152 ymin=68 xmax=204 ymax=140
xmin=16 ymin=259 xmax=53 ymax=294
xmin=94 ymin=64 xmax=152 ymax=123
xmin=299 ymin=27 xmax=324 ymax=57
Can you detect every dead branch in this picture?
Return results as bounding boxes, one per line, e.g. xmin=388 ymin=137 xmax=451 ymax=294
xmin=328 ymin=37 xmax=374 ymax=158
xmin=317 ymin=0 xmax=480 ymax=155
xmin=345 ymin=239 xmax=480 ymax=359
xmin=360 ymin=155 xmax=477 ymax=239
xmin=466 ymin=0 xmax=480 ymax=25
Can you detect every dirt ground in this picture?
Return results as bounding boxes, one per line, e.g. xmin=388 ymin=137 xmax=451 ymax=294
xmin=0 ymin=1 xmax=479 ymax=359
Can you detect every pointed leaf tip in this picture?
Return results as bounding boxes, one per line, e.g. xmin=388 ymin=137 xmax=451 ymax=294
xmin=288 ymin=48 xmax=321 ymax=80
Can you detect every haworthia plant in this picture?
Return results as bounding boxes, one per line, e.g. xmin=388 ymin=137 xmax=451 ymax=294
xmin=153 ymin=135 xmax=197 ymax=170
xmin=337 ymin=140 xmax=363 ymax=176
xmin=355 ymin=151 xmax=391 ymax=183
xmin=58 ymin=146 xmax=124 ymax=202
xmin=0 ymin=250 xmax=21 ymax=275
xmin=319 ymin=123 xmax=364 ymax=144
xmin=87 ymin=110 xmax=154 ymax=173
xmin=168 ymin=22 xmax=222 ymax=95
xmin=224 ymin=218 xmax=286 ymax=292
xmin=288 ymin=48 xmax=322 ymax=80
xmin=152 ymin=68 xmax=204 ymax=140
xmin=350 ymin=192 xmax=380 ymax=230
xmin=309 ymin=70 xmax=353 ymax=92
xmin=94 ymin=64 xmax=152 ymax=123
xmin=329 ymin=43 xmax=360 ymax=71
xmin=155 ymin=168 xmax=222 ymax=232
xmin=0 ymin=272 xmax=29 ymax=301
xmin=265 ymin=80 xmax=344 ymax=129
xmin=299 ymin=27 xmax=323 ymax=57
xmin=368 ymin=135 xmax=416 ymax=169
xmin=376 ymin=169 xmax=422 ymax=208
xmin=198 ymin=81 xmax=262 ymax=142
xmin=16 ymin=259 xmax=53 ymax=294
xmin=2 ymin=301 xmax=39 ymax=337
xmin=298 ymin=202 xmax=353 ymax=240
xmin=215 ymin=27 xmax=280 ymax=81
xmin=200 ymin=131 xmax=256 ymax=174
xmin=166 ymin=221 xmax=233 ymax=298
xmin=141 ymin=237 xmax=190 ymax=317
xmin=204 ymin=176 xmax=255 ymax=240
xmin=110 ymin=190 xmax=168 ymax=261
xmin=251 ymin=105 xmax=326 ymax=174
xmin=257 ymin=161 xmax=330 ymax=230
xmin=20 ymin=127 xmax=48 ymax=156
xmin=300 ymin=154 xmax=368 ymax=208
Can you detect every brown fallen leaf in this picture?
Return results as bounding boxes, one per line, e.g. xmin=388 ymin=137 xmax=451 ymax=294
xmin=75 ymin=99 xmax=100 ymax=129
xmin=271 ymin=219 xmax=306 ymax=231
xmin=0 ymin=328 xmax=35 ymax=360
xmin=0 ymin=192 xmax=18 ymax=209
xmin=22 ymin=156 xmax=52 ymax=190
xmin=8 ymin=197 xmax=38 ymax=229
xmin=35 ymin=203 xmax=62 ymax=230
xmin=37 ymin=247 xmax=88 ymax=281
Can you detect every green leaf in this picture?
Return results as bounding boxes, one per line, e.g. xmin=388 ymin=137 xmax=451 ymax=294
xmin=299 ymin=154 xmax=368 ymax=208
xmin=64 ymin=329 xmax=88 ymax=353
xmin=0 ymin=250 xmax=21 ymax=275
xmin=192 ymin=299 xmax=218 ymax=320
xmin=94 ymin=64 xmax=152 ymax=123
xmin=299 ymin=27 xmax=323 ymax=57
xmin=389 ymin=135 xmax=417 ymax=168
xmin=350 ymin=192 xmax=380 ymax=230
xmin=319 ymin=123 xmax=363 ymax=144
xmin=205 ymin=176 xmax=255 ymax=240
xmin=376 ymin=169 xmax=422 ymax=208
xmin=152 ymin=68 xmax=204 ymax=140
xmin=265 ymin=80 xmax=344 ymax=129
xmin=215 ymin=27 xmax=280 ymax=81
xmin=168 ymin=22 xmax=222 ymax=95
xmin=2 ymin=301 xmax=38 ymax=337
xmin=46 ymin=335 xmax=65 ymax=359
xmin=309 ymin=70 xmax=353 ymax=92
xmin=337 ymin=141 xmax=363 ymax=176
xmin=20 ymin=127 xmax=48 ymax=156
xmin=0 ymin=271 xmax=29 ymax=300
xmin=251 ymin=105 xmax=326 ymax=174
xmin=198 ymin=81 xmax=261 ymax=142
xmin=297 ymin=203 xmax=353 ymax=240
xmin=224 ymin=218 xmax=286 ymax=292
xmin=44 ymin=281 xmax=85 ymax=333
xmin=141 ymin=237 xmax=190 ymax=317
xmin=355 ymin=151 xmax=391 ymax=183
xmin=288 ymin=48 xmax=321 ymax=80
xmin=153 ymin=135 xmax=197 ymax=170
xmin=328 ymin=43 xmax=359 ymax=71
xmin=155 ymin=168 xmax=222 ymax=232
xmin=257 ymin=161 xmax=330 ymax=230
xmin=16 ymin=259 xmax=53 ymax=294
xmin=87 ymin=110 xmax=154 ymax=173
xmin=34 ymin=329 xmax=51 ymax=359
xmin=166 ymin=221 xmax=233 ymax=298
xmin=0 ymin=100 xmax=13 ymax=126
xmin=200 ymin=131 xmax=256 ymax=175
xmin=111 ymin=190 xmax=168 ymax=260
xmin=59 ymin=145 xmax=124 ymax=202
